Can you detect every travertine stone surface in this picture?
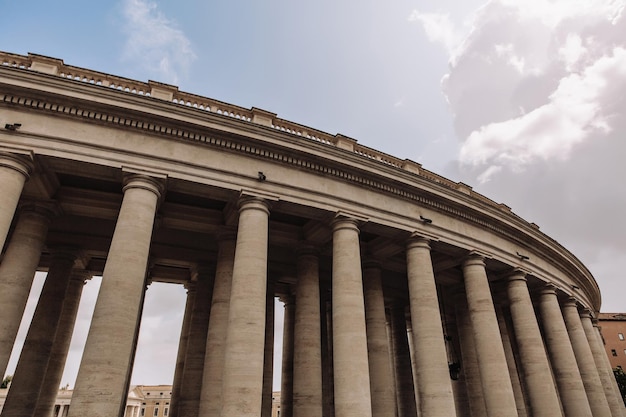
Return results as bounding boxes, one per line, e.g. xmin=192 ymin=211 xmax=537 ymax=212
xmin=495 ymin=305 xmax=528 ymax=417
xmin=581 ymin=312 xmax=626 ymax=417
xmin=34 ymin=270 xmax=89 ymax=417
xmin=169 ymin=284 xmax=197 ymax=417
xmin=363 ymin=261 xmax=396 ymax=417
xmin=68 ymin=174 xmax=163 ymax=417
xmin=390 ymin=305 xmax=417 ymax=417
xmin=0 ymin=152 xmax=33 ymax=252
xmin=2 ymin=249 xmax=77 ymax=417
xmin=261 ymin=283 xmax=275 ymax=417
xmin=220 ymin=197 xmax=270 ymax=417
xmin=199 ymin=236 xmax=236 ymax=417
xmin=462 ymin=255 xmax=518 ymax=417
xmin=455 ymin=294 xmax=487 ymax=417
xmin=178 ymin=266 xmax=215 ymax=417
xmin=539 ymin=285 xmax=593 ymax=417
xmin=331 ymin=217 xmax=372 ymax=417
xmin=293 ymin=248 xmax=323 ymax=417
xmin=280 ymin=294 xmax=295 ymax=417
xmin=592 ymin=321 xmax=626 ymax=417
xmin=0 ymin=205 xmax=52 ymax=379
xmin=406 ymin=237 xmax=456 ymax=417
xmin=506 ymin=273 xmax=562 ymax=417
xmin=562 ymin=299 xmax=612 ymax=417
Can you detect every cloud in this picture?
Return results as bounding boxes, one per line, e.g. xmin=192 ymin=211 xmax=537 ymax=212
xmin=121 ymin=0 xmax=196 ymax=85
xmin=417 ymin=0 xmax=626 ymax=311
xmin=408 ymin=10 xmax=464 ymax=55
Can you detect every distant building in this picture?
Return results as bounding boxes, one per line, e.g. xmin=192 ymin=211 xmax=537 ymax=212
xmin=598 ymin=313 xmax=626 ymax=369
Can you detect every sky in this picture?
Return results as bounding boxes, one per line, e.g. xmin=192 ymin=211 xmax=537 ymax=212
xmin=1 ymin=0 xmax=625 ymax=389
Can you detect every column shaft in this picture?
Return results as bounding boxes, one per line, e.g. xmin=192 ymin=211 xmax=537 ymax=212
xmin=169 ymin=284 xmax=197 ymax=417
xmin=390 ymin=306 xmax=417 ymax=417
xmin=178 ymin=267 xmax=215 ymax=417
xmin=455 ymin=294 xmax=487 ymax=417
xmin=0 ymin=152 xmax=33 ymax=252
xmin=261 ymin=282 xmax=275 ymax=417
xmin=331 ymin=218 xmax=372 ymax=417
xmin=406 ymin=237 xmax=456 ymax=417
xmin=562 ymin=299 xmax=612 ymax=417
xmin=220 ymin=197 xmax=270 ymax=417
xmin=462 ymin=255 xmax=517 ymax=417
xmin=198 ymin=236 xmax=236 ymax=417
xmin=68 ymin=175 xmax=162 ymax=417
xmin=363 ymin=262 xmax=396 ymax=417
xmin=2 ymin=250 xmax=77 ymax=417
xmin=280 ymin=294 xmax=295 ymax=417
xmin=539 ymin=286 xmax=592 ymax=417
xmin=293 ymin=250 xmax=323 ymax=417
xmin=506 ymin=274 xmax=561 ymax=416
xmin=587 ymin=318 xmax=626 ymax=417
xmin=496 ymin=305 xmax=528 ymax=417
xmin=0 ymin=205 xmax=51 ymax=378
xmin=34 ymin=271 xmax=88 ymax=417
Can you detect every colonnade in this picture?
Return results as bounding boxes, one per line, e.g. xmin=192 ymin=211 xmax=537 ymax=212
xmin=0 ymin=151 xmax=623 ymax=417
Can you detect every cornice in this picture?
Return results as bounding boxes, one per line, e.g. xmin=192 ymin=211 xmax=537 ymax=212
xmin=0 ymin=66 xmax=599 ymax=307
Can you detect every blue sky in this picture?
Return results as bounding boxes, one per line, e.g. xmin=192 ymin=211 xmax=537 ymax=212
xmin=2 ymin=0 xmax=626 ymax=388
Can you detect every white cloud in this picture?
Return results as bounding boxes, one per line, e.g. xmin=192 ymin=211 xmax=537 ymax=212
xmin=408 ymin=10 xmax=464 ymax=55
xmin=121 ymin=0 xmax=196 ymax=85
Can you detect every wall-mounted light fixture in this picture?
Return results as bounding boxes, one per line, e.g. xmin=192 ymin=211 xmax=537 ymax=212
xmin=516 ymin=251 xmax=530 ymax=260
xmin=257 ymin=171 xmax=266 ymax=182
xmin=4 ymin=123 xmax=21 ymax=131
xmin=420 ymin=215 xmax=432 ymax=224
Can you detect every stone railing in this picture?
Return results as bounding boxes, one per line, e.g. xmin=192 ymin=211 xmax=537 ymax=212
xmin=0 ymin=51 xmax=524 ymax=220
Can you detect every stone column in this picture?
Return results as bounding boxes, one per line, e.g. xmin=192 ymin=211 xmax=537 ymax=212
xmin=562 ymin=298 xmax=612 ymax=417
xmin=331 ymin=217 xmax=372 ymax=417
xmin=0 ymin=203 xmax=53 ymax=379
xmin=34 ymin=270 xmax=89 ymax=417
xmin=68 ymin=174 xmax=163 ymax=417
xmin=406 ymin=236 xmax=456 ymax=417
xmin=220 ymin=197 xmax=270 ymax=417
xmin=362 ymin=261 xmax=396 ymax=417
xmin=292 ymin=247 xmax=323 ymax=417
xmin=495 ymin=304 xmax=528 ymax=417
xmin=0 ymin=152 xmax=33 ymax=252
xmin=169 ymin=283 xmax=197 ymax=417
xmin=455 ymin=293 xmax=486 ymax=417
xmin=280 ymin=293 xmax=295 ymax=417
xmin=592 ymin=319 xmax=626 ymax=417
xmin=461 ymin=254 xmax=517 ymax=417
xmin=581 ymin=312 xmax=626 ymax=417
xmin=198 ymin=234 xmax=236 ymax=417
xmin=321 ymin=296 xmax=335 ymax=417
xmin=506 ymin=272 xmax=561 ymax=416
xmin=539 ymin=285 xmax=592 ymax=417
xmin=389 ymin=305 xmax=417 ymax=417
xmin=2 ymin=249 xmax=77 ymax=417
xmin=178 ymin=265 xmax=215 ymax=417
xmin=261 ymin=281 xmax=275 ymax=417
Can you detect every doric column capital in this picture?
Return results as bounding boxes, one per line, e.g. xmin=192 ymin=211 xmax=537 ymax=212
xmin=122 ymin=174 xmax=165 ymax=199
xmin=362 ymin=259 xmax=382 ymax=271
xmin=296 ymin=243 xmax=320 ymax=258
xmin=463 ymin=252 xmax=486 ymax=268
xmin=540 ymin=283 xmax=558 ymax=296
xmin=406 ymin=234 xmax=431 ymax=250
xmin=18 ymin=199 xmax=62 ymax=220
xmin=579 ymin=308 xmax=594 ymax=320
xmin=0 ymin=151 xmax=35 ymax=178
xmin=563 ymin=297 xmax=579 ymax=309
xmin=237 ymin=195 xmax=271 ymax=216
xmin=505 ymin=269 xmax=527 ymax=283
xmin=330 ymin=215 xmax=360 ymax=233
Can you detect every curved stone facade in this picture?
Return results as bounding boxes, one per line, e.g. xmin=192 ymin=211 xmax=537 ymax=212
xmin=0 ymin=52 xmax=622 ymax=417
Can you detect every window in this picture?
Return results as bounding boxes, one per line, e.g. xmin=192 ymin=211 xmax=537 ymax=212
xmin=141 ymin=408 xmax=145 ymax=416
xmin=619 ymin=333 xmax=625 ymax=341
xmin=612 ymin=349 xmax=618 ymax=356
xmin=164 ymin=408 xmax=169 ymax=416
xmin=154 ymin=408 xmax=159 ymax=417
